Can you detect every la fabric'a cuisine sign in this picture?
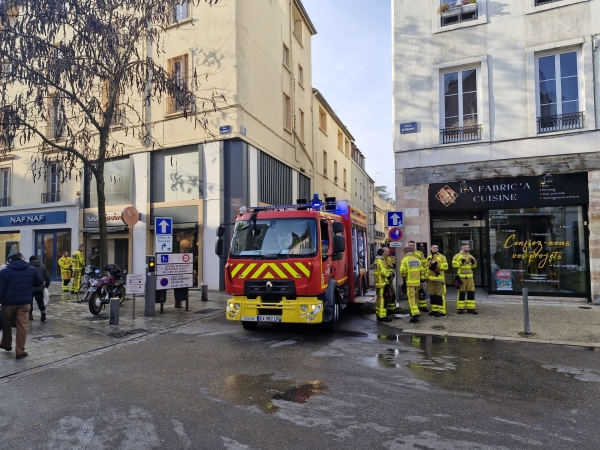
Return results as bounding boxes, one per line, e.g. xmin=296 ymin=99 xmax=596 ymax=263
xmin=429 ymin=173 xmax=588 ymax=211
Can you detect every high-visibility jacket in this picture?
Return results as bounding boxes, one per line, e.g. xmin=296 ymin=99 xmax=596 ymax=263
xmin=452 ymin=251 xmax=476 ymax=278
xmin=374 ymin=256 xmax=392 ymax=288
xmin=426 ymin=252 xmax=448 ymax=281
xmin=72 ymin=249 xmax=85 ymax=270
xmin=400 ymin=252 xmax=425 ymax=287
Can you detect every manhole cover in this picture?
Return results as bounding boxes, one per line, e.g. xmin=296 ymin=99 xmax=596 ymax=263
xmin=108 ymin=328 xmax=148 ymax=338
xmin=82 ymin=315 xmax=109 ymax=322
xmin=195 ymin=308 xmax=221 ymax=314
xmin=31 ymin=334 xmax=67 ymax=341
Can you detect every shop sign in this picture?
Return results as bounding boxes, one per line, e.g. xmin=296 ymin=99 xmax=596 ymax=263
xmin=84 ymin=211 xmax=126 ymax=227
xmin=0 ymin=211 xmax=66 ymax=227
xmin=429 ymin=173 xmax=588 ymax=211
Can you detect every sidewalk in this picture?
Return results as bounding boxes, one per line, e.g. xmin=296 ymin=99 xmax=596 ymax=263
xmin=0 ymin=284 xmax=229 ymax=380
xmin=361 ymin=286 xmax=600 ymax=347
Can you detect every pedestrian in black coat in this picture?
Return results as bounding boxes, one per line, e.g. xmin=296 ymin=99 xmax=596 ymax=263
xmin=29 ymin=256 xmax=51 ymax=321
xmin=0 ymin=253 xmax=43 ymax=359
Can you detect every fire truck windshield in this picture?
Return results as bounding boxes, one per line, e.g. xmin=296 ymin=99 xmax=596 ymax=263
xmin=230 ymin=218 xmax=317 ymax=258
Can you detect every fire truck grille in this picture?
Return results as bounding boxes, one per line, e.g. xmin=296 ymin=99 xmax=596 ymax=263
xmin=244 ymin=280 xmax=296 ymax=297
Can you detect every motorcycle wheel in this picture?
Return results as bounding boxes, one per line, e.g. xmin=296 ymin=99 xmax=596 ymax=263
xmin=77 ymin=281 xmax=91 ymax=303
xmin=88 ymin=292 xmax=103 ymax=315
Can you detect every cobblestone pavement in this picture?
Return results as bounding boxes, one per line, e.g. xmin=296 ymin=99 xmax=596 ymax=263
xmin=0 ymin=284 xmax=229 ymax=379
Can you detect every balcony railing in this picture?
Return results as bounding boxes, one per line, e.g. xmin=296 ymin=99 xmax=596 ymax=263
xmin=535 ymin=0 xmax=561 ymax=6
xmin=440 ymin=124 xmax=482 ymax=144
xmin=0 ymin=197 xmax=9 ymax=207
xmin=537 ymin=112 xmax=585 ymax=134
xmin=440 ymin=4 xmax=478 ymax=27
xmin=41 ymin=192 xmax=60 ymax=203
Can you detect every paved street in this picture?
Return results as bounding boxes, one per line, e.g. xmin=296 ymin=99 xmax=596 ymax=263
xmin=1 ymin=292 xmax=600 ymax=449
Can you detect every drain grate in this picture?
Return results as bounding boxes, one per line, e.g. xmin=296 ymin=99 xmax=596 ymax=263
xmin=195 ymin=308 xmax=221 ymax=315
xmin=108 ymin=328 xmax=148 ymax=338
xmin=82 ymin=315 xmax=109 ymax=322
xmin=31 ymin=334 xmax=67 ymax=341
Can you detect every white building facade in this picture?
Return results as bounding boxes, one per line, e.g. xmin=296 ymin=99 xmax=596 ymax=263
xmin=393 ymin=0 xmax=600 ymax=302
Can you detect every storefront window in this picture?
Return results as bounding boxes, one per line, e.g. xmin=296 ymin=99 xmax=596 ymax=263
xmin=88 ymin=158 xmax=131 ymax=207
xmin=0 ymin=232 xmax=20 ymax=263
xmin=152 ymin=146 xmax=201 ymax=203
xmin=489 ymin=206 xmax=587 ymax=295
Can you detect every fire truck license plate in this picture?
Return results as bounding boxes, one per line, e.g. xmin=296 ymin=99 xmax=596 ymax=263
xmin=258 ymin=315 xmax=281 ymax=322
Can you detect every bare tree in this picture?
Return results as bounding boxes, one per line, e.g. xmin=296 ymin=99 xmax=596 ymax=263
xmin=0 ymin=0 xmax=223 ymax=267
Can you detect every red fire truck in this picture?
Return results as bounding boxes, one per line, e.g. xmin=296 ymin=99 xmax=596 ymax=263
xmin=216 ymin=196 xmax=370 ymax=331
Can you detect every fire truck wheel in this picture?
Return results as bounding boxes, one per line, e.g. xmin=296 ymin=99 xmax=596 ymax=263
xmin=242 ymin=321 xmax=258 ymax=331
xmin=322 ymin=301 xmax=339 ymax=333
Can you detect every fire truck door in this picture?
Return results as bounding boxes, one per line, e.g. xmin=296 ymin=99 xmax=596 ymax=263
xmin=320 ymin=219 xmax=333 ymax=288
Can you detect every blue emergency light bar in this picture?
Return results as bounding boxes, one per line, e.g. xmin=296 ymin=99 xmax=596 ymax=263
xmin=240 ymin=194 xmax=338 ymax=214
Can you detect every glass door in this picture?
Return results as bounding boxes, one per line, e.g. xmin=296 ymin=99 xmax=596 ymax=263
xmin=35 ymin=230 xmax=71 ymax=280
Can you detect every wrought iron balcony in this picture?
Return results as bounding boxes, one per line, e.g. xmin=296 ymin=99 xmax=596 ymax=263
xmin=440 ymin=4 xmax=478 ymax=27
xmin=440 ymin=124 xmax=482 ymax=144
xmin=0 ymin=197 xmax=9 ymax=207
xmin=535 ymin=0 xmax=561 ymax=5
xmin=41 ymin=192 xmax=60 ymax=203
xmin=537 ymin=112 xmax=585 ymax=134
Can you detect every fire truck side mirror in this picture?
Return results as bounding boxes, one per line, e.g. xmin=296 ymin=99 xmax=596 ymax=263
xmin=215 ymin=239 xmax=224 ymax=257
xmin=217 ymin=225 xmax=225 ymax=237
xmin=332 ymin=235 xmax=345 ymax=254
xmin=332 ymin=222 xmax=344 ymax=234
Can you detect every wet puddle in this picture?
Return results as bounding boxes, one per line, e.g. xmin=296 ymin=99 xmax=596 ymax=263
xmin=217 ymin=374 xmax=328 ymax=413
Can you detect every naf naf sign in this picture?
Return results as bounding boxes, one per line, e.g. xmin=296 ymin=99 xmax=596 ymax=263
xmin=429 ymin=173 xmax=589 ymax=211
xmin=0 ymin=211 xmax=67 ymax=227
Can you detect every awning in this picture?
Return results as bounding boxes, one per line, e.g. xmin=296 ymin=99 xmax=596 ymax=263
xmin=82 ymin=226 xmax=128 ymax=235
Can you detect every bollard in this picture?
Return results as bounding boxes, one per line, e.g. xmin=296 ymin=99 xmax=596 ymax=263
xmin=522 ymin=288 xmax=531 ymax=335
xmin=109 ymin=298 xmax=120 ymax=325
xmin=201 ymin=282 xmax=208 ymax=302
xmin=132 ymin=294 xmax=136 ymax=320
xmin=144 ymin=273 xmax=156 ymax=316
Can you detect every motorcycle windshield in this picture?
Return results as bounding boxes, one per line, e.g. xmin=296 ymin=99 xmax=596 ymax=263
xmin=230 ymin=218 xmax=317 ymax=258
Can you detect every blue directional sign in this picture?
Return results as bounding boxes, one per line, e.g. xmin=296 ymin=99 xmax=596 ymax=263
xmin=155 ymin=217 xmax=173 ymax=235
xmin=160 ymin=254 xmax=169 ymax=263
xmin=387 ymin=211 xmax=403 ymax=227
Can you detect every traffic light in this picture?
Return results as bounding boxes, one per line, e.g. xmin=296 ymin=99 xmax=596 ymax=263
xmin=147 ymin=255 xmax=156 ymax=273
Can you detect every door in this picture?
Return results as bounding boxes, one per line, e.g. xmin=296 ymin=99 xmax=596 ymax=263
xmin=431 ymin=219 xmax=488 ymax=288
xmin=35 ymin=230 xmax=71 ymax=281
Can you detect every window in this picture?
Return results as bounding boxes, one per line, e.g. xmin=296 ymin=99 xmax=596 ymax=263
xmin=167 ymin=54 xmax=189 ymax=113
xmin=441 ymin=68 xmax=482 ymax=143
xmin=334 ymin=160 xmax=338 ymax=184
xmin=439 ymin=0 xmax=478 ymax=27
xmin=299 ymin=108 xmax=305 ymax=141
xmin=0 ymin=168 xmax=9 ymax=207
xmin=344 ymin=138 xmax=350 ymax=157
xmin=88 ymin=158 xmax=131 ymax=207
xmin=355 ymin=178 xmax=358 ymax=197
xmin=319 ymin=107 xmax=327 ymax=133
xmin=47 ymin=95 xmax=64 ymax=140
xmin=0 ymin=106 xmax=12 ymax=149
xmin=298 ymin=64 xmax=304 ymax=86
xmin=323 ymin=151 xmax=327 ymax=176
xmin=283 ymin=44 xmax=289 ymax=68
xmin=152 ymin=146 xmax=200 ymax=203
xmin=293 ymin=8 xmax=303 ymax=43
xmin=43 ymin=162 xmax=61 ymax=203
xmin=259 ymin=152 xmax=292 ymax=206
xmin=337 ymin=130 xmax=343 ymax=150
xmin=171 ymin=1 xmax=189 ymax=23
xmin=360 ymin=182 xmax=362 ymax=200
xmin=536 ymin=50 xmax=583 ymax=133
xmin=102 ymin=81 xmax=125 ymax=127
xmin=1 ymin=61 xmax=11 ymax=80
xmin=283 ymin=94 xmax=291 ymax=130
xmin=298 ymin=173 xmax=311 ymax=201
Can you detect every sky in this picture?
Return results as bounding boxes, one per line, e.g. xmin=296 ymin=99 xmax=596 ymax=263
xmin=301 ymin=0 xmax=394 ymax=195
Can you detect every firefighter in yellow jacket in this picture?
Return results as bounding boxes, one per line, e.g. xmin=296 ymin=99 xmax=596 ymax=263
xmin=426 ymin=244 xmax=448 ymax=317
xmin=452 ymin=242 xmax=478 ymax=314
xmin=374 ymin=248 xmax=393 ymax=323
xmin=58 ymin=251 xmax=73 ymax=292
xmin=408 ymin=240 xmax=429 ymax=312
xmin=71 ymin=244 xmax=85 ymax=293
xmin=382 ymin=246 xmax=399 ymax=314
xmin=400 ymin=246 xmax=426 ymax=323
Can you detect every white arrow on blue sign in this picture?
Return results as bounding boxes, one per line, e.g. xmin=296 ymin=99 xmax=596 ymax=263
xmin=155 ymin=217 xmax=173 ymax=235
xmin=387 ymin=211 xmax=404 ymax=227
